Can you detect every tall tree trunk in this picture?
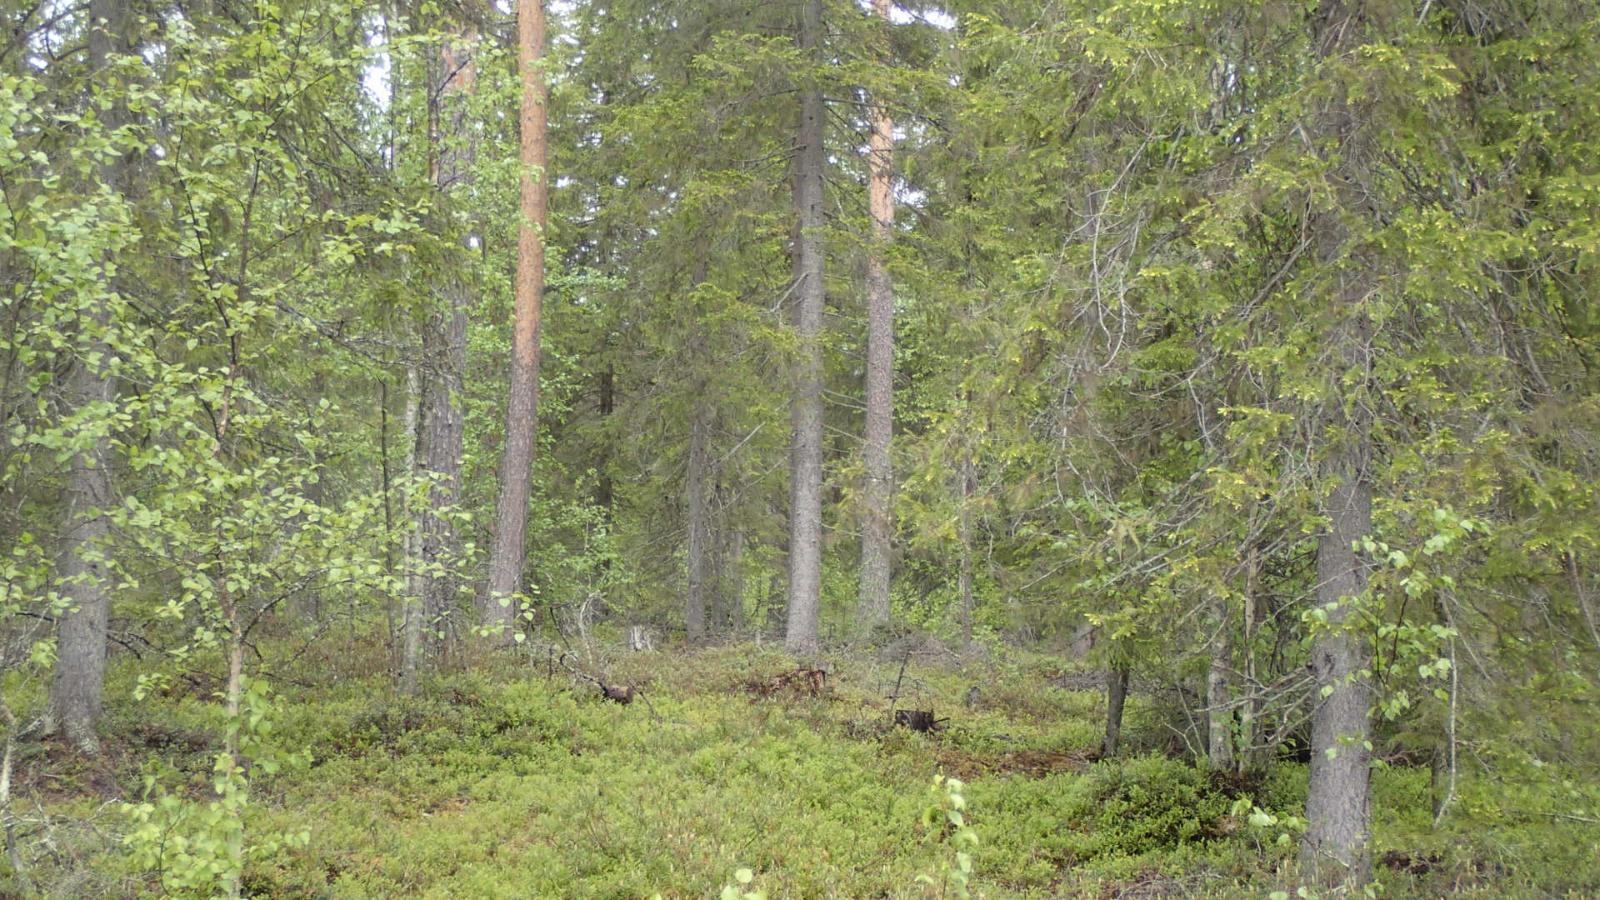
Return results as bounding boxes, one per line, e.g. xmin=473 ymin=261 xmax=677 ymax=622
xmin=46 ymin=0 xmax=129 ymax=755
xmin=380 ymin=378 xmax=398 ymax=674
xmin=685 ymin=403 xmax=711 ymax=643
xmin=956 ymin=447 xmax=975 ymax=647
xmin=48 ymin=346 xmax=116 ymax=755
xmin=400 ymin=366 xmax=424 ymax=692
xmin=415 ymin=24 xmax=478 ymax=658
xmin=483 ymin=0 xmax=549 ymax=643
xmin=1205 ymin=592 xmax=1235 ymax=771
xmin=1301 ymin=0 xmax=1375 ymax=885
xmin=417 ymin=297 xmax=468 ymax=655
xmin=857 ymin=0 xmax=896 ymax=630
xmin=784 ymin=0 xmax=826 ymax=655
xmin=1304 ymin=443 xmax=1373 ymax=884
xmin=1102 ymin=667 xmax=1130 ymax=757
xmin=380 ymin=5 xmax=424 ymax=692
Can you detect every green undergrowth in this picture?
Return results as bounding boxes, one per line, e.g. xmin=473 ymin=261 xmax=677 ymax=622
xmin=6 ymin=642 xmax=1597 ymax=897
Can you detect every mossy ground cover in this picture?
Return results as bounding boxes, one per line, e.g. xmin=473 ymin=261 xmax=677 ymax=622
xmin=6 ymin=641 xmax=1596 ymax=897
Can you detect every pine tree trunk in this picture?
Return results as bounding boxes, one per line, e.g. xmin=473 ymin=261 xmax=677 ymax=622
xmin=1301 ymin=0 xmax=1374 ymax=884
xmin=685 ymin=404 xmax=711 ymax=643
xmin=784 ymin=0 xmax=826 ymax=655
xmin=46 ymin=0 xmax=127 ymax=755
xmin=483 ymin=0 xmax=549 ymax=643
xmin=858 ymin=0 xmax=896 ymax=630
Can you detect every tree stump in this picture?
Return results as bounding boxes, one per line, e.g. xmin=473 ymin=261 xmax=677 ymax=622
xmin=894 ymin=709 xmax=938 ymax=732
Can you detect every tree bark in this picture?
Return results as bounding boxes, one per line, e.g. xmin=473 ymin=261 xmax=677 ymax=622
xmin=726 ymin=527 xmax=746 ymax=632
xmin=1239 ymin=544 xmax=1263 ymax=771
xmin=685 ymin=403 xmax=711 ymax=643
xmin=784 ymin=0 xmax=826 ymax=655
xmin=1206 ymin=592 xmax=1235 ymax=771
xmin=380 ymin=378 xmax=398 ymax=673
xmin=483 ymin=0 xmax=549 ymax=643
xmin=47 ymin=350 xmax=115 ymax=755
xmin=1102 ymin=667 xmax=1130 ymax=757
xmin=1304 ymin=456 xmax=1373 ymax=884
xmin=400 ymin=366 xmax=424 ymax=692
xmin=46 ymin=0 xmax=129 ymax=755
xmin=857 ymin=0 xmax=896 ymax=630
xmin=1301 ymin=0 xmax=1375 ymax=885
xmin=415 ymin=22 xmax=479 ymax=657
xmin=416 ymin=294 xmax=468 ymax=655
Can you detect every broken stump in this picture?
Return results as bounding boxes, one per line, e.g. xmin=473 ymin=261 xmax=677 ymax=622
xmin=893 ymin=709 xmax=939 ymax=732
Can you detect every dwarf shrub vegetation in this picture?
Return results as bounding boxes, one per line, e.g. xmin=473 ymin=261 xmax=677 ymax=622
xmin=5 ymin=643 xmax=1595 ymax=897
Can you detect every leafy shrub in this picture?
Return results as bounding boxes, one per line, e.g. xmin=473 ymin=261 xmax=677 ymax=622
xmin=1081 ymin=755 xmax=1234 ymax=855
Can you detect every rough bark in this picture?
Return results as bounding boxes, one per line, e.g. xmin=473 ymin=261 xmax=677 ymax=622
xmin=414 ymin=22 xmax=479 ymax=657
xmin=483 ymin=0 xmax=549 ymax=642
xmin=47 ymin=357 xmax=115 ymax=754
xmin=1102 ymin=667 xmax=1130 ymax=757
xmin=45 ymin=0 xmax=128 ymax=755
xmin=1304 ymin=460 xmax=1373 ymax=884
xmin=784 ymin=0 xmax=826 ymax=655
xmin=685 ymin=403 xmax=711 ymax=643
xmin=416 ymin=293 xmax=468 ymax=654
xmin=1301 ymin=0 xmax=1375 ymax=885
xmin=857 ymin=0 xmax=896 ymax=630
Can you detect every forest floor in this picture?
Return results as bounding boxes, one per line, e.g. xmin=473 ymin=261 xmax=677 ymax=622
xmin=8 ymin=638 xmax=1597 ymax=897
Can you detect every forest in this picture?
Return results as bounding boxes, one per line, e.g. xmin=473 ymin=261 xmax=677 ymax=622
xmin=2 ymin=0 xmax=1599 ymax=896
